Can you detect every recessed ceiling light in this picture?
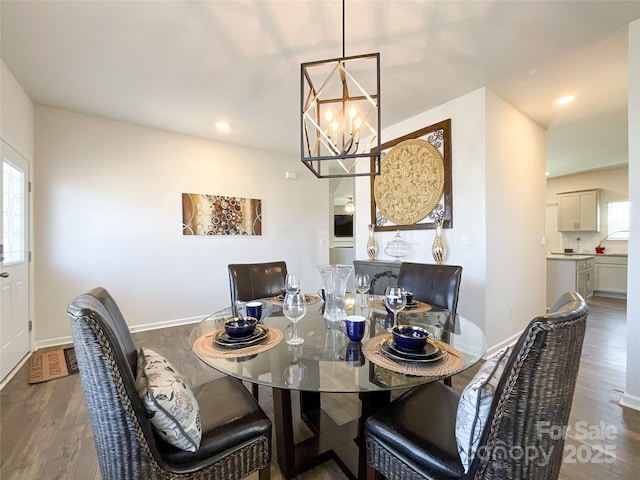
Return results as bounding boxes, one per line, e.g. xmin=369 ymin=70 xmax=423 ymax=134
xmin=545 ymin=171 xmax=550 ymax=177
xmin=215 ymin=121 xmax=230 ymax=132
xmin=555 ymin=95 xmax=575 ymax=106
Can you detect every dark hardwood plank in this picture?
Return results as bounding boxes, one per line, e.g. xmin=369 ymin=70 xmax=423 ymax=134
xmin=1 ymin=296 xmax=638 ymax=479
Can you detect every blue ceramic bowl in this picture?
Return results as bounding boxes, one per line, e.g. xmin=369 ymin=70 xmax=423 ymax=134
xmin=224 ymin=317 xmax=258 ymax=338
xmin=392 ymin=325 xmax=429 ymax=352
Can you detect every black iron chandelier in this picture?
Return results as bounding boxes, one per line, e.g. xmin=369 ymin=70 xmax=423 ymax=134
xmin=300 ymin=0 xmax=381 ymax=178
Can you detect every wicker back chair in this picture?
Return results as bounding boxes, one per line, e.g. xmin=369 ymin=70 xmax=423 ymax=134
xmin=366 ymin=291 xmax=588 ymax=480
xmin=67 ymin=287 xmax=272 ymax=480
xmin=228 ymin=261 xmax=288 ymax=315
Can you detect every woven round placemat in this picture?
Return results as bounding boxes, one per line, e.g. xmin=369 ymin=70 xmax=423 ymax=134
xmin=362 ymin=334 xmax=464 ymax=377
xmin=268 ymin=294 xmax=322 ymax=306
xmin=192 ymin=327 xmax=283 ymax=359
xmin=371 ymin=299 xmax=432 ymax=314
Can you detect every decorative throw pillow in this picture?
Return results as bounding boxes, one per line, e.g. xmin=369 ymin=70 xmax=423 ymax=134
xmin=136 ymin=347 xmax=202 ymax=452
xmin=455 ymin=347 xmax=511 ymax=471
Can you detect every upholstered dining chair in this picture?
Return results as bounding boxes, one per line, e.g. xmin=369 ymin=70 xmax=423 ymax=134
xmin=398 ymin=262 xmax=463 ymax=386
xmin=397 ymin=262 xmax=463 ymax=315
xmin=227 ymin=261 xmax=288 ymax=400
xmin=365 ymin=291 xmax=588 ymax=480
xmin=67 ymin=287 xmax=272 ymax=480
xmin=228 ymin=261 xmax=288 ymax=315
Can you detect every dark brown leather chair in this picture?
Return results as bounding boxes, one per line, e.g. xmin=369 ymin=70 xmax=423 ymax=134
xmin=228 ymin=261 xmax=288 ymax=315
xmin=397 ymin=262 xmax=463 ymax=315
xmin=67 ymin=287 xmax=272 ymax=480
xmin=398 ymin=263 xmax=463 ymax=385
xmin=228 ymin=261 xmax=288 ymax=400
xmin=365 ymin=291 xmax=588 ymax=480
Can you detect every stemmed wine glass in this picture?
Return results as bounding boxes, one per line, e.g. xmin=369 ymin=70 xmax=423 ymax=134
xmin=284 ymin=346 xmax=306 ymax=388
xmin=355 ymin=273 xmax=370 ymax=309
xmin=384 ymin=286 xmax=407 ymax=331
xmin=285 ymin=274 xmax=300 ymax=295
xmin=283 ymin=292 xmax=307 ymax=345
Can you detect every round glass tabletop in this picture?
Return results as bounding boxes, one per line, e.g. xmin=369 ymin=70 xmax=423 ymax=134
xmin=190 ymin=295 xmax=486 ymax=393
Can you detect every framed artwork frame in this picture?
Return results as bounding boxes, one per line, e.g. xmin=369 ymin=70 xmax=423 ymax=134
xmin=370 ymin=119 xmax=452 ymax=232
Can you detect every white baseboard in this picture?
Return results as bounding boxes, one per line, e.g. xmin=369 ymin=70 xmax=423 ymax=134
xmin=33 ymin=314 xmax=207 ymax=350
xmin=128 ymin=314 xmax=205 ymax=333
xmin=1 ymin=314 xmax=208 ymax=391
xmin=36 ymin=335 xmax=75 ymax=349
xmin=620 ymin=393 xmax=640 ymax=412
xmin=484 ymin=330 xmax=521 ymax=359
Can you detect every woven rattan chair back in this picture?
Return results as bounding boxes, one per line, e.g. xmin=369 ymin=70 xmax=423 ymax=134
xmin=67 ymin=287 xmax=272 ymax=480
xmin=365 ymin=292 xmax=588 ymax=480
xmin=67 ymin=287 xmax=170 ymax=479
xmin=469 ymin=292 xmax=588 ymax=479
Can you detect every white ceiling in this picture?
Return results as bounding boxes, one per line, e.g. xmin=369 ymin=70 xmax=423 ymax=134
xmin=2 ymin=1 xmax=638 ymax=178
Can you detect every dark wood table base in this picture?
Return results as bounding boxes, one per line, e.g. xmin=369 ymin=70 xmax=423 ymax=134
xmin=273 ymin=388 xmax=391 ymax=479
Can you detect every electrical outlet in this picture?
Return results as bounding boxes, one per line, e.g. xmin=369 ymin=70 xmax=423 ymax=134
xmin=508 ymin=305 xmax=514 ymax=320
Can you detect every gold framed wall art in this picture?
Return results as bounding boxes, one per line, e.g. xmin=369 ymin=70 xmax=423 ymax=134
xmin=370 ymin=119 xmax=452 ymax=231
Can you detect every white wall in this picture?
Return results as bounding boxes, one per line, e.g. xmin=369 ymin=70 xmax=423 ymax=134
xmin=546 ymin=166 xmax=629 ymax=254
xmin=485 ymin=89 xmax=547 ymax=352
xmin=355 ymin=88 xmax=546 ymax=354
xmin=355 ymin=89 xmax=488 ymax=333
xmin=623 ymin=18 xmax=640 ymax=411
xmin=1 ymin=60 xmax=34 ymax=160
xmin=34 ymin=106 xmax=329 ymax=344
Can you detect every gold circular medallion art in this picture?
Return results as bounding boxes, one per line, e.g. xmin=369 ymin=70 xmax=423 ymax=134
xmin=374 ymin=139 xmax=445 ymax=225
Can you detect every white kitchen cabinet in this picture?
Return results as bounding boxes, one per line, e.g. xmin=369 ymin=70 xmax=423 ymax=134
xmin=557 ymin=189 xmax=600 ymax=232
xmin=547 ymin=255 xmax=594 ymax=308
xmin=594 ymin=255 xmax=627 ymax=297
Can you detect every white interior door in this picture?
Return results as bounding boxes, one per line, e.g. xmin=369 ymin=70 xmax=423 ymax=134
xmin=1 ymin=140 xmax=30 ymax=380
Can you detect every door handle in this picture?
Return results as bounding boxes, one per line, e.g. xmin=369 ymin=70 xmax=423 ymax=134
xmin=0 ymin=272 xmax=9 ymax=278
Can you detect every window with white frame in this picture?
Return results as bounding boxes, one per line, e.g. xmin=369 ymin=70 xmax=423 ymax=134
xmin=607 ymin=201 xmax=629 ymax=240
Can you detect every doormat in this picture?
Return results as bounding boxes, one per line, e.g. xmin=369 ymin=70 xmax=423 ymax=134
xmin=28 ymin=347 xmax=78 ymax=384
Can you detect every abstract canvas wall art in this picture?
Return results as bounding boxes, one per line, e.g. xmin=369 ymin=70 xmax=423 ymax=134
xmin=182 ymin=193 xmax=262 ymax=236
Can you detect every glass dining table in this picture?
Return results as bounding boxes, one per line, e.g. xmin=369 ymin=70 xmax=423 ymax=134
xmin=190 ymin=295 xmax=486 ymax=480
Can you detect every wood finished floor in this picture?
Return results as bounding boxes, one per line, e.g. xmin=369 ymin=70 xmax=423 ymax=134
xmin=1 ymin=296 xmax=638 ymax=479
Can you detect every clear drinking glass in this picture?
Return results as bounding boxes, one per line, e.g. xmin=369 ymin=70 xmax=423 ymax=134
xmin=384 ymin=286 xmax=406 ymax=331
xmin=283 ymin=292 xmax=307 ymax=345
xmin=285 ymin=274 xmax=301 ymax=295
xmin=355 ymin=273 xmax=370 ymax=309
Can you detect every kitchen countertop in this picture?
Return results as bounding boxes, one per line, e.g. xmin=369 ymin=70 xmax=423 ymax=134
xmin=547 ymin=254 xmax=595 ymax=260
xmin=549 ymin=252 xmax=628 ymax=258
